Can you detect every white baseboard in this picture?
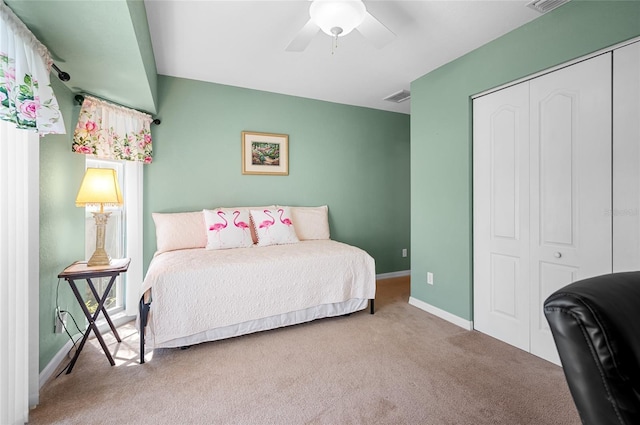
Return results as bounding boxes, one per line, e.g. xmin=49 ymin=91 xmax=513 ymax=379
xmin=106 ymin=312 xmax=136 ymax=330
xmin=39 ymin=337 xmax=77 ymax=389
xmin=408 ymin=296 xmax=474 ymax=330
xmin=376 ymin=270 xmax=410 ymax=280
xmin=39 ymin=314 xmax=135 ymax=389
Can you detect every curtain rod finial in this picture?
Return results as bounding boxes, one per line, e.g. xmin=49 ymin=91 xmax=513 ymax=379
xmin=74 ymin=94 xmax=84 ymax=105
xmin=51 ymin=63 xmax=70 ymax=82
xmin=152 ymin=118 xmax=161 ymax=125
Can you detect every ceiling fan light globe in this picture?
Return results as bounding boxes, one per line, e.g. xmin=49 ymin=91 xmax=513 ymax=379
xmin=310 ymin=0 xmax=366 ymax=37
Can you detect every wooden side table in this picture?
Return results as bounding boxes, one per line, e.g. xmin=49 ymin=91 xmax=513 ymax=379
xmin=58 ymin=258 xmax=130 ymax=374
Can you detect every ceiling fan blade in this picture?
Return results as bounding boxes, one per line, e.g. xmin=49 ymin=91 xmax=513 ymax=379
xmin=357 ymin=11 xmax=395 ymax=49
xmin=285 ymin=19 xmax=320 ymax=52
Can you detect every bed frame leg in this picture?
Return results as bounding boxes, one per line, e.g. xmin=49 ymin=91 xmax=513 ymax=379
xmin=370 ymin=299 xmax=375 ymax=314
xmin=139 ymin=297 xmax=150 ymax=364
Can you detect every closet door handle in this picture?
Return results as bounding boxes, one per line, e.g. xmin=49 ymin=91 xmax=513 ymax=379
xmin=554 ymin=252 xmax=562 ymax=259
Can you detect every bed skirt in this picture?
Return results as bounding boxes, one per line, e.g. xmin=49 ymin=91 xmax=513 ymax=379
xmin=146 ymin=298 xmax=369 ymax=349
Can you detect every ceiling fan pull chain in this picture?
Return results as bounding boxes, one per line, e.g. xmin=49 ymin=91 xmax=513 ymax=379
xmin=331 ymin=26 xmax=342 ymax=55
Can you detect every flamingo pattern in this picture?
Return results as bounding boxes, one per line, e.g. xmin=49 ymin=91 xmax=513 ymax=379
xmin=278 ymin=208 xmax=293 ymax=226
xmin=257 ymin=210 xmax=275 ymax=232
xmin=204 ymin=209 xmax=253 ymax=250
xmin=233 ymin=210 xmax=250 ymax=242
xmin=208 ymin=210 xmax=228 ymax=243
xmin=250 ymin=208 xmax=299 ymax=246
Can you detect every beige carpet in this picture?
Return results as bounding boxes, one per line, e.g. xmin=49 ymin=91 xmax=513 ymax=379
xmin=30 ymin=277 xmax=580 ymax=424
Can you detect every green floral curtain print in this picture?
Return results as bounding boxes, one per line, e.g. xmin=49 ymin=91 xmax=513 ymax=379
xmin=72 ymin=95 xmax=153 ymax=163
xmin=0 ymin=3 xmax=65 ymax=135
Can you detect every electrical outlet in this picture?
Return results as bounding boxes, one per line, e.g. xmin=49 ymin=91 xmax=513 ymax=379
xmin=427 ymin=272 xmax=434 ymax=285
xmin=55 ymin=311 xmax=68 ymax=334
xmin=402 ymin=248 xmax=408 ymax=258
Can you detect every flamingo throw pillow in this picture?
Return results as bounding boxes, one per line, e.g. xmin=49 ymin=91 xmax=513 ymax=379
xmin=250 ymin=207 xmax=299 ymax=247
xmin=203 ymin=208 xmax=254 ymax=250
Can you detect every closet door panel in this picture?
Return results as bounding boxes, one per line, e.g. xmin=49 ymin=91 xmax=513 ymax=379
xmin=613 ymin=41 xmax=640 ymax=272
xmin=529 ymin=53 xmax=612 ymax=364
xmin=539 ymin=94 xmax=574 ymax=246
xmin=473 ymin=82 xmax=530 ymax=351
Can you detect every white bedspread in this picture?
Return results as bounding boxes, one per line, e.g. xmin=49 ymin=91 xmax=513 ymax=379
xmin=142 ymin=240 xmax=376 ymax=348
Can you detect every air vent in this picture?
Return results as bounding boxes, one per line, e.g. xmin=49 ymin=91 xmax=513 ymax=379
xmin=526 ymin=0 xmax=570 ymax=14
xmin=384 ymin=90 xmax=411 ymax=103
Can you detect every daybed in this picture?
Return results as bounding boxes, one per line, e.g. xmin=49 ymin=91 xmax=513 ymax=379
xmin=138 ymin=205 xmax=376 ymax=363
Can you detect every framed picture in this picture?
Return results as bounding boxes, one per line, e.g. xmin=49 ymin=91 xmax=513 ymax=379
xmin=242 ymin=131 xmax=289 ymax=175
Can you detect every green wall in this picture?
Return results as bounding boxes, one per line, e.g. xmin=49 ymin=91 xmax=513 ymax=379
xmin=145 ymin=75 xmax=411 ymax=274
xmin=39 ymin=78 xmax=86 ymax=370
xmin=410 ymin=0 xmax=640 ymax=321
xmin=36 ymin=56 xmax=410 ymax=375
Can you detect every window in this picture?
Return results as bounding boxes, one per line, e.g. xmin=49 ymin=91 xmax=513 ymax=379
xmin=83 ymin=159 xmax=125 ymax=313
xmin=84 ymin=158 xmax=144 ymax=318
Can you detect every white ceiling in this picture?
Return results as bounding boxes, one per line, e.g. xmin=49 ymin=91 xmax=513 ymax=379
xmin=144 ymin=0 xmax=542 ymax=114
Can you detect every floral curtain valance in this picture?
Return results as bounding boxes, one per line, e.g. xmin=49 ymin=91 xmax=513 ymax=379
xmin=72 ymin=96 xmax=153 ymax=163
xmin=0 ymin=2 xmax=65 ymax=135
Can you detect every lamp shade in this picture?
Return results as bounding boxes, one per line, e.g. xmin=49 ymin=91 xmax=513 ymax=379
xmin=310 ymin=0 xmax=366 ymax=37
xmin=75 ymin=168 xmax=123 ymax=209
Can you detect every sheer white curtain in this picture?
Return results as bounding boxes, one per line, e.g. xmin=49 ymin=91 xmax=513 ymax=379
xmin=0 ymin=120 xmax=39 ymax=425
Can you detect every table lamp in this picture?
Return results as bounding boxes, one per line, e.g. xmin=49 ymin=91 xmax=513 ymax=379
xmin=75 ymin=168 xmax=123 ymax=266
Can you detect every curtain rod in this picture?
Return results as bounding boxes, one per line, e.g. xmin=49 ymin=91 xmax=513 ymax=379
xmin=74 ymin=94 xmax=161 ymax=125
xmin=50 ymin=64 xmax=160 ymax=125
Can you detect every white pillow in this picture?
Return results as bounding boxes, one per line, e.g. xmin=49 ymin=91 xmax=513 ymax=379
xmin=152 ymin=211 xmax=207 ymax=254
xmin=217 ymin=205 xmax=275 ymax=244
xmin=285 ymin=205 xmax=330 ymax=240
xmin=250 ymin=207 xmax=299 ymax=247
xmin=203 ymin=208 xmax=254 ymax=250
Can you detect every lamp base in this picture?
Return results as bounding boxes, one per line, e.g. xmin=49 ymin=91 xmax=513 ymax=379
xmin=88 ymin=211 xmax=112 ymax=267
xmin=87 ymin=247 xmax=111 ymax=267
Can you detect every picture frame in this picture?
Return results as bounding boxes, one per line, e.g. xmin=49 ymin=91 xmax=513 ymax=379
xmin=241 ymin=131 xmax=289 ymax=176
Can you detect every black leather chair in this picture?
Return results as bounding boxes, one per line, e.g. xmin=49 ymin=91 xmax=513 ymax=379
xmin=544 ymin=272 xmax=640 ymax=425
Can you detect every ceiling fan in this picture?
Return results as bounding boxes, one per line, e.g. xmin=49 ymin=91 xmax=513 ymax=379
xmin=286 ymin=0 xmax=395 ymax=52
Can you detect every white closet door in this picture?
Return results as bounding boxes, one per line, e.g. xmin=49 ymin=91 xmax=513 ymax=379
xmin=613 ymin=41 xmax=640 ymax=272
xmin=529 ymin=54 xmax=612 ymax=364
xmin=473 ymin=82 xmax=530 ymax=351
